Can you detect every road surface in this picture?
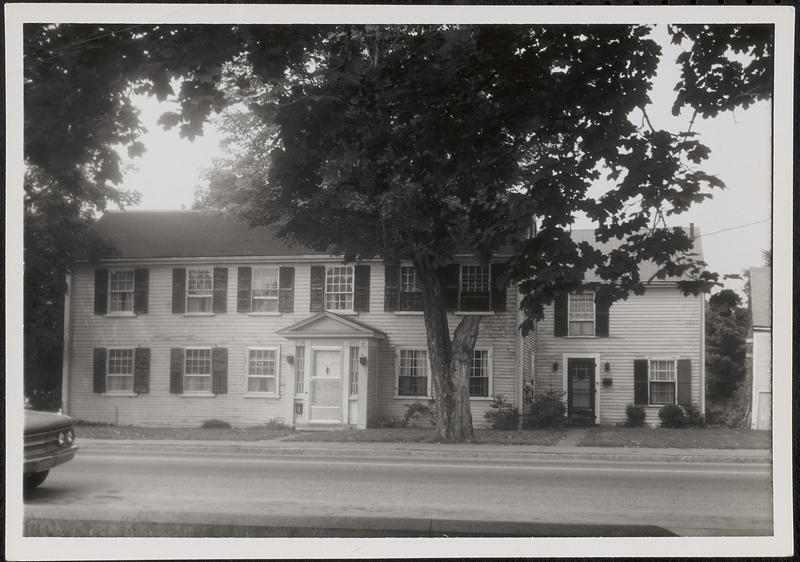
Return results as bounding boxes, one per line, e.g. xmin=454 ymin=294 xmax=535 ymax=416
xmin=24 ymin=449 xmax=772 ymax=536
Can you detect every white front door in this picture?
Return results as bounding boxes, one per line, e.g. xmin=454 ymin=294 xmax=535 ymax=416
xmin=310 ymin=349 xmax=343 ymax=423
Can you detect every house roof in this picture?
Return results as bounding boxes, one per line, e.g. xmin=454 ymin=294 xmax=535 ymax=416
xmin=570 ymin=227 xmax=704 ymax=284
xmin=749 ymin=266 xmax=771 ymax=329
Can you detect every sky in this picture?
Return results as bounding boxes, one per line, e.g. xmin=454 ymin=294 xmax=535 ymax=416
xmin=115 ymin=25 xmax=772 ymax=293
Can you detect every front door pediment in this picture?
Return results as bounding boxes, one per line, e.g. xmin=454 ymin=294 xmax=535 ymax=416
xmin=278 ymin=311 xmax=386 ymax=340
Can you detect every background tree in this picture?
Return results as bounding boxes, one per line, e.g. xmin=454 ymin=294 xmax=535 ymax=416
xmin=705 ymin=289 xmax=748 ymax=403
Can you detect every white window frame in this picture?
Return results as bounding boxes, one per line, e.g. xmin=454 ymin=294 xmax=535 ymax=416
xmin=400 ymin=265 xmax=420 ymax=293
xmin=324 ymin=265 xmax=354 ymax=312
xmin=250 ymin=266 xmax=280 ymax=314
xmin=468 ymin=347 xmax=493 ymax=399
xmin=245 ymin=346 xmax=280 ymax=397
xmin=395 ymin=347 xmax=431 ymax=399
xmin=567 ymin=290 xmax=596 ymax=337
xmin=294 ymin=345 xmax=306 ymax=397
xmin=456 ymin=264 xmax=494 ymax=315
xmin=183 ymin=347 xmax=213 ymax=394
xmin=186 ymin=267 xmax=214 ymax=314
xmin=106 ymin=347 xmax=135 ymax=394
xmin=348 ymin=346 xmax=360 ymax=397
xmin=648 ymin=358 xmax=678 ymax=406
xmin=108 ymin=269 xmax=136 ymax=315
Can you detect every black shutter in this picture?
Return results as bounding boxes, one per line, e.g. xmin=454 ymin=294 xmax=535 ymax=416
xmin=237 ymin=267 xmax=252 ymax=313
xmin=634 ymin=359 xmax=649 ymax=405
xmin=677 ymin=359 xmax=692 ymax=406
xmin=93 ymin=348 xmax=107 ymax=393
xmin=172 ymin=268 xmax=186 ymax=314
xmin=279 ymin=267 xmax=295 ymax=313
xmin=384 ymin=263 xmax=400 ymax=312
xmin=490 ymin=263 xmax=508 ymax=312
xmin=443 ymin=264 xmax=460 ymax=311
xmin=553 ymin=293 xmax=568 ymax=337
xmin=354 ymin=265 xmax=371 ymax=312
xmin=134 ymin=268 xmax=149 ymax=314
xmin=595 ymin=288 xmax=611 ymax=338
xmin=212 ymin=347 xmax=228 ymax=394
xmin=310 ymin=266 xmax=325 ymax=312
xmin=94 ymin=269 xmax=108 ymax=315
xmin=134 ymin=348 xmax=150 ymax=394
xmin=213 ymin=267 xmax=228 ymax=313
xmin=170 ymin=348 xmax=183 ymax=394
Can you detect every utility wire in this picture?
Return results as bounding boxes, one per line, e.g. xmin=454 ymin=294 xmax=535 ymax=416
xmin=26 ymin=24 xmax=148 ymax=62
xmin=694 ymin=218 xmax=770 ymax=239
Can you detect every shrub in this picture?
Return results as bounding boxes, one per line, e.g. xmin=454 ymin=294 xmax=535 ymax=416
xmin=201 ymin=419 xmax=231 ymax=429
xmin=403 ymin=402 xmax=432 ymax=427
xmin=625 ymin=404 xmax=647 ymax=427
xmin=524 ymin=390 xmax=566 ymax=428
xmin=658 ymin=405 xmax=688 ymax=428
xmin=683 ymin=403 xmax=705 ymax=427
xmin=484 ymin=394 xmax=520 ymax=430
xmin=264 ymin=418 xmax=290 ymax=430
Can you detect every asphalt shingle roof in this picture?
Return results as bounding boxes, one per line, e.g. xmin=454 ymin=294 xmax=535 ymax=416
xmin=749 ymin=266 xmax=771 ymax=328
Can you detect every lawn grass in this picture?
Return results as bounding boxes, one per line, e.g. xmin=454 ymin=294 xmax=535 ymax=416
xmin=74 ymin=424 xmax=297 ymax=441
xmin=285 ymin=428 xmax=566 ymax=445
xmin=580 ymin=426 xmax=771 ymax=449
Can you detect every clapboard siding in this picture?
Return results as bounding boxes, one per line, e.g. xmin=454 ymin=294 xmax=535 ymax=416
xmin=534 ymin=286 xmax=703 ymax=426
xmin=753 ymin=330 xmax=771 ymax=392
xmin=68 ymin=261 xmax=520 ymax=428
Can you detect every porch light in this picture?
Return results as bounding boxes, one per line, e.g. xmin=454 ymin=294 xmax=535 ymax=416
xmin=286 ymin=354 xmax=294 ymax=365
xmin=359 ymin=356 xmax=368 ymax=366
xmin=604 ymin=362 xmax=610 ymax=372
xmin=552 ymin=362 xmax=558 ymax=372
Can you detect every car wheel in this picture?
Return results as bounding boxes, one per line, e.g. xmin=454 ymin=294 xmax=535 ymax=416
xmin=24 ymin=470 xmax=49 ymax=490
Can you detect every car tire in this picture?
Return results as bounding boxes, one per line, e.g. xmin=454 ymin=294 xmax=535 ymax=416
xmin=24 ymin=470 xmax=49 ymax=490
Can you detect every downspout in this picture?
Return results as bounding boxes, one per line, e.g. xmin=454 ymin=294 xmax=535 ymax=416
xmin=60 ymin=270 xmax=73 ymax=415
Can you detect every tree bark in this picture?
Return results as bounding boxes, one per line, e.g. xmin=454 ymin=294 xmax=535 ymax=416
xmin=415 ymin=259 xmax=482 ymax=442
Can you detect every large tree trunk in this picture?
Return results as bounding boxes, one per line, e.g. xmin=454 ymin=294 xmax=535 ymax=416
xmin=415 ymin=259 xmax=482 ymax=442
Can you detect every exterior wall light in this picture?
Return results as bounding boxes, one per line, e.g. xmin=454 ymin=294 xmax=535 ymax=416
xmin=286 ymin=354 xmax=294 ymax=365
xmin=552 ymin=362 xmax=559 ymax=372
xmin=604 ymin=362 xmax=610 ymax=372
xmin=359 ymin=356 xmax=368 ymax=366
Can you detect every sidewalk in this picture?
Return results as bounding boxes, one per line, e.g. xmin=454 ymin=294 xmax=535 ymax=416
xmin=77 ymin=437 xmax=771 ymax=464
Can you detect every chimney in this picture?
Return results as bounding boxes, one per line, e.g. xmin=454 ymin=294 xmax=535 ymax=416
xmin=689 ymin=222 xmax=695 ymax=241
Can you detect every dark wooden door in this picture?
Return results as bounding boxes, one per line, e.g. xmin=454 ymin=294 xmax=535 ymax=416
xmin=567 ymin=358 xmax=596 ymax=426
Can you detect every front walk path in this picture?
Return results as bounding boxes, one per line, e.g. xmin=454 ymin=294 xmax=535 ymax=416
xmin=555 ymin=428 xmax=588 ymax=447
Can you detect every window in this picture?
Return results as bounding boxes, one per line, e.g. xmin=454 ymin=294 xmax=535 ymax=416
xmin=398 ymin=349 xmax=428 ymax=397
xmin=568 ymin=291 xmax=595 ymax=336
xmin=399 ymin=266 xmax=423 ymax=311
xmin=325 ymin=266 xmax=353 ymax=311
xmin=184 ymin=348 xmax=212 ymax=392
xmin=295 ymin=346 xmax=305 ymax=396
xmin=460 ymin=265 xmax=491 ymax=311
xmin=649 ymin=359 xmax=676 ymax=405
xmin=247 ymin=348 xmax=277 ymax=394
xmin=109 ymin=270 xmax=135 ymax=313
xmin=469 ymin=349 xmax=490 ymax=397
xmin=349 ymin=346 xmax=360 ymax=396
xmin=251 ymin=267 xmax=279 ymax=313
xmin=107 ymin=348 xmax=134 ymax=392
xmin=187 ymin=268 xmax=214 ymax=313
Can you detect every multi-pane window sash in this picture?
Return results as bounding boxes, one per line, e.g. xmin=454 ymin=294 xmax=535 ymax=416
xmin=325 ymin=266 xmax=354 ymax=311
xmin=649 ymin=360 xmax=676 ymax=405
xmin=349 ymin=347 xmax=360 ymax=396
xmin=568 ymin=291 xmax=595 ymax=336
xmin=248 ymin=349 xmax=277 ymax=393
xmin=187 ymin=269 xmax=214 ymax=313
xmin=399 ymin=266 xmax=423 ymax=311
xmin=460 ymin=265 xmax=490 ymax=311
xmin=109 ymin=270 xmax=135 ymax=313
xmin=252 ymin=267 xmax=279 ymax=313
xmin=295 ymin=346 xmax=305 ymax=396
xmin=184 ymin=348 xmax=212 ymax=392
xmin=398 ymin=349 xmax=428 ymax=397
xmin=107 ymin=349 xmax=134 ymax=391
xmin=469 ymin=350 xmax=490 ymax=397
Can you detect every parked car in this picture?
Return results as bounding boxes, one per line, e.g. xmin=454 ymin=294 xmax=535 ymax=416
xmin=24 ymin=406 xmax=78 ymax=490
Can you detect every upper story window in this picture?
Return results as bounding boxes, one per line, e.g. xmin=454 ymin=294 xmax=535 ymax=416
xmin=469 ymin=349 xmax=490 ymax=398
xmin=399 ymin=266 xmax=423 ymax=311
xmin=252 ymin=267 xmax=279 ymax=313
xmin=649 ymin=359 xmax=676 ymax=405
xmin=107 ymin=348 xmax=134 ymax=392
xmin=325 ymin=266 xmax=353 ymax=311
xmin=568 ymin=291 xmax=595 ymax=336
xmin=109 ymin=270 xmax=135 ymax=313
xmin=460 ymin=265 xmax=491 ymax=311
xmin=187 ymin=268 xmax=214 ymax=313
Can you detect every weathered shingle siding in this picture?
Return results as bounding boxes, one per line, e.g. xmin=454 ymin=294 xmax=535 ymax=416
xmin=67 ymin=261 xmax=520 ymax=428
xmin=534 ymin=286 xmax=703 ymax=425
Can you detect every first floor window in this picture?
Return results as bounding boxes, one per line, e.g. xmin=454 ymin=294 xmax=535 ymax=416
xmin=325 ymin=266 xmax=353 ymax=311
xmin=107 ymin=348 xmax=134 ymax=391
xmin=295 ymin=346 xmax=305 ymax=396
xmin=109 ymin=270 xmax=135 ymax=313
xmin=248 ymin=348 xmax=277 ymax=393
xmin=649 ymin=359 xmax=676 ymax=405
xmin=398 ymin=349 xmax=428 ymax=397
xmin=184 ymin=348 xmax=212 ymax=392
xmin=252 ymin=267 xmax=279 ymax=312
xmin=568 ymin=291 xmax=595 ymax=336
xmin=187 ymin=268 xmax=213 ymax=313
xmin=469 ymin=349 xmax=490 ymax=397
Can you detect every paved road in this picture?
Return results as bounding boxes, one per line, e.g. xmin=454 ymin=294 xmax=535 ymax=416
xmin=24 ymin=450 xmax=772 ymax=536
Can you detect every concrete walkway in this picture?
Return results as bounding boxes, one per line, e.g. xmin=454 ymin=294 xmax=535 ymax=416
xmin=75 ymin=437 xmax=771 ymax=464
